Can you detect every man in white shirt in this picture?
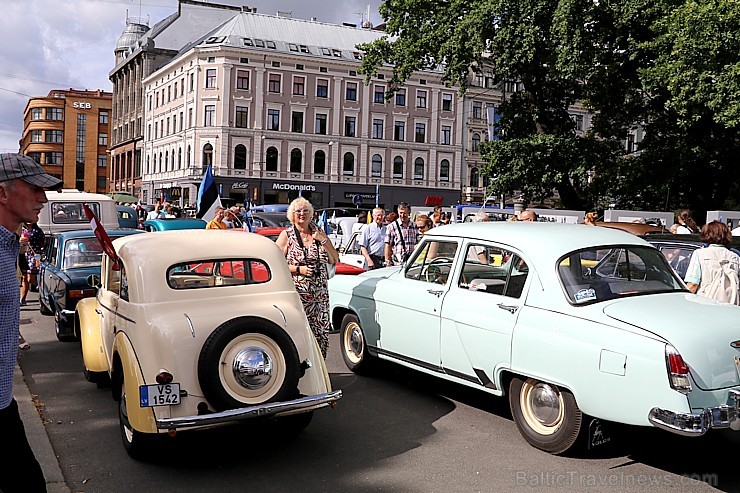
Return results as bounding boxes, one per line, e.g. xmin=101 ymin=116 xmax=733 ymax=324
xmin=359 ymin=207 xmax=386 ymax=269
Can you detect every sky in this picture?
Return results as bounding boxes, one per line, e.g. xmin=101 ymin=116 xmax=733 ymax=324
xmin=0 ymin=0 xmax=382 ymax=153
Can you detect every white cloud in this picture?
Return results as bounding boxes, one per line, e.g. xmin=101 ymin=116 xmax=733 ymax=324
xmin=0 ymin=0 xmax=382 ymax=153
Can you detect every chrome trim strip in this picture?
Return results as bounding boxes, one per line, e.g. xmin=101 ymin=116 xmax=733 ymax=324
xmin=61 ymin=309 xmax=75 ymax=316
xmin=154 ymin=390 xmax=342 ymax=430
xmin=184 ymin=313 xmax=195 ymax=338
xmin=273 ymin=304 xmax=287 ymax=327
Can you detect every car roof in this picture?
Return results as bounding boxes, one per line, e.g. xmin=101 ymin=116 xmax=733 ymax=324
xmin=54 ymin=229 xmax=143 ymax=239
xmin=595 ymin=221 xmax=668 ymax=235
xmin=425 ymin=222 xmax=651 ymax=268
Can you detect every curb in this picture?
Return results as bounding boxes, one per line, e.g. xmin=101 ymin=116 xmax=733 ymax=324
xmin=14 ymin=362 xmax=71 ymax=493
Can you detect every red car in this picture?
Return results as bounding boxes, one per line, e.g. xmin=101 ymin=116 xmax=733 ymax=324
xmin=253 ymin=227 xmax=365 ymax=275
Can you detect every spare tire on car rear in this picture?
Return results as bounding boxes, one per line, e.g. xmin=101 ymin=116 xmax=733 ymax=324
xmin=198 ymin=316 xmax=301 ymax=411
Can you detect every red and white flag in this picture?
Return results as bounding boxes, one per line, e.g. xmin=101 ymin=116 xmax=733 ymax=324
xmin=83 ymin=203 xmax=120 ymax=270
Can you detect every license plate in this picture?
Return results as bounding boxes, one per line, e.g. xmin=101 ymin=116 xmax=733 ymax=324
xmin=139 ymin=383 xmax=181 ymax=407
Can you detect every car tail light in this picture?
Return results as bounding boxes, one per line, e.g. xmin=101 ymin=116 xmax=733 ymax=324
xmin=156 ymin=370 xmax=174 ymax=385
xmin=665 ymin=344 xmax=691 ymax=393
xmin=68 ymin=289 xmax=96 ymax=299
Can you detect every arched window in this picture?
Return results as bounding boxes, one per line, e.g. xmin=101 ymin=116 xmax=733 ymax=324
xmin=393 ymin=156 xmax=404 ymax=178
xmin=470 ymin=167 xmax=479 ymax=188
xmin=472 ymin=133 xmax=481 ymax=152
xmin=165 ymin=151 xmax=169 ymax=172
xmin=151 ymin=154 xmax=156 ymax=174
xmin=178 ymin=147 xmax=182 ymax=169
xmin=371 ymin=154 xmax=382 ymax=177
xmin=146 ymin=155 xmax=150 ymax=174
xmin=313 ymin=150 xmax=326 ymax=174
xmin=343 ymin=152 xmax=354 ymax=175
xmin=265 ymin=146 xmax=278 ymax=171
xmin=482 ymin=174 xmax=490 ymax=188
xmin=290 ymin=148 xmax=302 ymax=173
xmin=170 ymin=149 xmax=174 ymax=170
xmin=414 ymin=157 xmax=425 ymax=180
xmin=202 ymin=143 xmax=213 ymax=173
xmin=234 ymin=144 xmax=247 ymax=169
xmin=158 ymin=152 xmax=162 ymax=173
xmin=187 ymin=145 xmax=191 ymax=168
xmin=439 ymin=159 xmax=450 ymax=182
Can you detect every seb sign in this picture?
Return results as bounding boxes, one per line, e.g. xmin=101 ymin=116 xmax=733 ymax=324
xmin=72 ymin=102 xmax=92 ymax=109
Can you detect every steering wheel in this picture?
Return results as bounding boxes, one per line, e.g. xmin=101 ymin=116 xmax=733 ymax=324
xmin=423 ymin=258 xmax=452 ymax=283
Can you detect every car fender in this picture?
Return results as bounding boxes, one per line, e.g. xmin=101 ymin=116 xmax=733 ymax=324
xmin=113 ymin=332 xmax=157 ymax=434
xmin=77 ymin=298 xmax=109 ymax=374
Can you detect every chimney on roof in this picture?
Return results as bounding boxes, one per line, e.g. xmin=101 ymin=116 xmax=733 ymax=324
xmin=342 ymin=22 xmax=356 ymax=28
xmin=277 ymin=10 xmax=292 ymax=18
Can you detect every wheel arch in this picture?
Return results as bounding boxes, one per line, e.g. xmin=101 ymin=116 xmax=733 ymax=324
xmin=112 ymin=333 xmax=157 ymax=434
xmin=77 ymin=298 xmax=109 ymax=374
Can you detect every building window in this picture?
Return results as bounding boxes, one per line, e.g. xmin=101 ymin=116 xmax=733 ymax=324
xmin=415 ymin=123 xmax=426 ymax=143
xmin=31 ymin=108 xmax=42 ymax=120
xmin=395 ymin=90 xmax=406 ymax=106
xmin=472 ymin=101 xmax=482 ymax=119
xmin=234 ymin=144 xmax=247 ymax=169
xmin=290 ymin=148 xmax=302 ymax=173
xmin=174 ymin=82 xmax=178 ymax=97
xmin=267 ymin=109 xmax=280 ymax=130
xmin=204 ymin=105 xmax=216 ymax=126
xmin=440 ymin=159 xmax=450 ymax=181
xmin=266 ymin=146 xmax=278 ymax=171
xmin=472 ymin=133 xmax=481 ymax=152
xmin=187 ymin=145 xmax=191 ymax=167
xmin=205 ymin=69 xmax=216 ymax=88
xmin=394 ymin=121 xmax=405 ymax=141
xmin=188 ymin=108 xmax=193 ymax=127
xmin=316 ymin=79 xmax=328 ymax=98
xmin=344 ymin=116 xmax=356 ymax=137
xmin=343 ymin=152 xmax=355 ymax=175
xmin=371 ymin=154 xmax=382 ymax=177
xmin=296 ymin=64 xmax=304 ymax=70
xmin=268 ymin=74 xmax=281 ymax=93
xmin=470 ymin=167 xmax=483 ymax=188
xmin=414 ymin=157 xmax=425 ymax=180
xmin=235 ymin=106 xmax=248 ymax=128
xmin=166 ymin=117 xmax=170 ymax=135
xmin=98 ymin=155 xmax=107 ymax=167
xmin=189 ymin=73 xmax=194 ymax=92
xmin=237 ymin=70 xmax=250 ymax=90
xmin=291 ymin=111 xmax=304 ymax=133
xmin=442 ymin=94 xmax=453 ymax=111
xmin=393 ymin=156 xmax=404 ymax=178
xmin=27 ymin=152 xmax=41 ymax=163
xmin=293 ymin=76 xmax=305 ymax=96
xmin=179 ymin=112 xmax=184 ymax=131
xmin=372 ymin=119 xmax=384 ymax=139
xmin=441 ymin=125 xmax=451 ymax=145
xmin=416 ymin=90 xmax=427 ymax=108
xmin=31 ymin=130 xmax=42 ymax=142
xmin=168 ymin=86 xmax=171 ymax=102
xmin=374 ymin=85 xmax=384 ymax=103
xmin=202 ymin=143 xmax=213 ymax=172
xmin=315 ymin=114 xmax=327 ymax=135
xmin=47 ymin=130 xmax=63 ymax=143
xmin=47 ymin=152 xmax=62 ymax=165
xmin=345 ymin=82 xmax=357 ymax=101
xmin=48 ymin=108 xmax=63 ymax=120
xmin=97 ymin=176 xmax=106 ymax=190
xmin=573 ymin=114 xmax=584 ymax=131
xmin=313 ymin=150 xmax=326 ymax=174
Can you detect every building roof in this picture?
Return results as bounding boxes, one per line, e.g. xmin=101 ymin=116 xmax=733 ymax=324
xmin=177 ymin=10 xmax=390 ymax=63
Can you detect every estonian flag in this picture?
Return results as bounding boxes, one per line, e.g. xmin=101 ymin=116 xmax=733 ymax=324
xmin=196 ymin=165 xmax=222 ymax=221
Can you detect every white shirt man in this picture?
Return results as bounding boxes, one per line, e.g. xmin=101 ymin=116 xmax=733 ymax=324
xmin=359 ymin=208 xmax=387 ymax=269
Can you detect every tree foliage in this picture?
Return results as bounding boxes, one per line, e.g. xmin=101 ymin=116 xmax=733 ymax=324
xmin=360 ymin=0 xmax=740 ymax=216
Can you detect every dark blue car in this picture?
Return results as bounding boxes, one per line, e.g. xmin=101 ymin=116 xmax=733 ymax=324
xmin=38 ymin=229 xmax=143 ymax=341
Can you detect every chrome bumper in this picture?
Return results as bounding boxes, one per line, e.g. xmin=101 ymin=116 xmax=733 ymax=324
xmin=648 ymin=389 xmax=740 ymax=436
xmin=154 ymin=390 xmax=342 ymax=430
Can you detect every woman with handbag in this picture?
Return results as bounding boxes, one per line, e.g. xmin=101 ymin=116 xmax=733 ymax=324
xmin=276 ymin=197 xmax=338 ymax=358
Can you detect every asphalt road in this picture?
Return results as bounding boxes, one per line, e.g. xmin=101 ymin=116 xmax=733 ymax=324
xmin=16 ymin=292 xmax=738 ymax=492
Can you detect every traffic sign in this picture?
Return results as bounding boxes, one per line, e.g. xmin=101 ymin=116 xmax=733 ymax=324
xmin=352 ymin=194 xmax=363 ymax=206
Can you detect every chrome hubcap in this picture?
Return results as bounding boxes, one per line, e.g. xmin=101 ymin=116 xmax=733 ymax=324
xmin=232 ymin=347 xmax=272 ymax=390
xmin=528 ymin=383 xmax=561 ymax=426
xmin=349 ymin=326 xmax=364 ymax=357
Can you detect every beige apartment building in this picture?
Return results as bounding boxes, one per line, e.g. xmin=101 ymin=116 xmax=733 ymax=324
xmin=21 ymin=89 xmax=111 ymax=193
xmin=140 ymin=8 xmax=463 ymax=209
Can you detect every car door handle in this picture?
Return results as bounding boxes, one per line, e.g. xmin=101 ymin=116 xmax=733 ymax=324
xmin=427 ymin=289 xmax=444 ymax=297
xmin=497 ymin=303 xmax=518 ymax=314
xmin=95 ymin=309 xmax=102 ymax=315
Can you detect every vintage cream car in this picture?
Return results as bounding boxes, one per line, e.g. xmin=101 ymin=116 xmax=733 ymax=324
xmin=76 ymin=230 xmax=341 ymax=459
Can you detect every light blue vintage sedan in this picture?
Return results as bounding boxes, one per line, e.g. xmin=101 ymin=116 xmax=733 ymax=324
xmin=329 ymin=222 xmax=740 ymax=454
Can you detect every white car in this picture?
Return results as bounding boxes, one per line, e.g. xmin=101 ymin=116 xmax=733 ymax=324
xmin=76 ymin=230 xmax=341 ymax=459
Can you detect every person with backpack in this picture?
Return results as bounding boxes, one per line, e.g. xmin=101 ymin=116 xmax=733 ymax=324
xmin=684 ymin=221 xmax=740 ymax=304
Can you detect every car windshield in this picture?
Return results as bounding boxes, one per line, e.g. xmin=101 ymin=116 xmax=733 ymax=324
xmin=558 ymin=245 xmax=685 ymax=305
xmin=62 ymin=238 xmax=105 ymax=269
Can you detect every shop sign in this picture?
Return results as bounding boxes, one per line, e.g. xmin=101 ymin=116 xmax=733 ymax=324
xmin=73 ymin=102 xmax=92 ymax=109
xmin=232 ymin=182 xmax=250 ymax=189
xmin=272 ymin=183 xmax=316 ymax=192
xmin=344 ymin=192 xmax=376 ymax=200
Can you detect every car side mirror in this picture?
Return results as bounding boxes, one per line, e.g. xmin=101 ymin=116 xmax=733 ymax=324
xmin=87 ymin=274 xmax=101 ymax=289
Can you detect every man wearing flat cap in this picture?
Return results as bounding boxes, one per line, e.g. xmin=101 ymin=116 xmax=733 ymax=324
xmin=0 ymin=153 xmax=62 ymax=492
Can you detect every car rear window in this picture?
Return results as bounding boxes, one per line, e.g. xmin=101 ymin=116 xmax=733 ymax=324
xmin=51 ymin=202 xmax=100 ymax=224
xmin=558 ymin=246 xmax=685 ymax=305
xmin=167 ymin=259 xmax=271 ymax=289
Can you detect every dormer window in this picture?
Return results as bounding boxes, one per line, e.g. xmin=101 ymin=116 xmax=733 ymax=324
xmin=320 ymin=47 xmax=331 ymax=56
xmin=266 ymin=40 xmax=276 ymax=49
xmin=289 ymin=43 xmax=299 ymax=52
xmin=254 ymin=39 xmax=264 ymax=47
xmin=299 ymin=45 xmax=309 ymax=53
xmin=243 ymin=38 xmax=253 ymax=46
